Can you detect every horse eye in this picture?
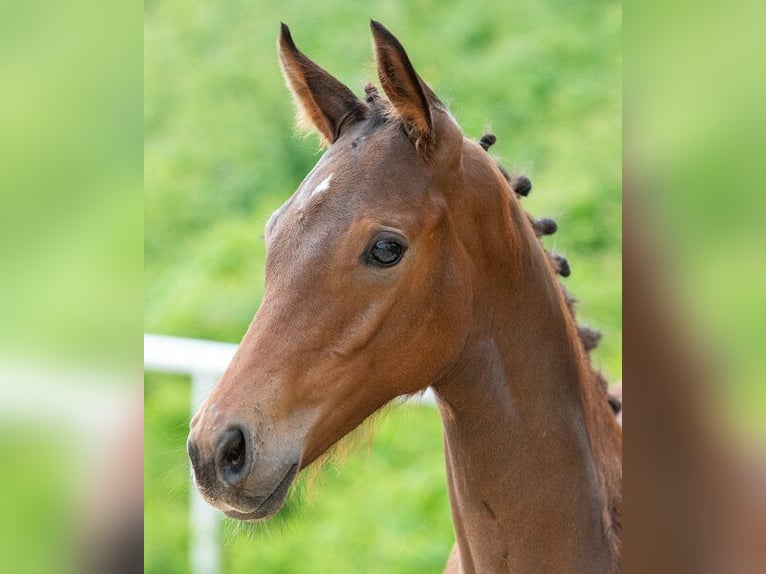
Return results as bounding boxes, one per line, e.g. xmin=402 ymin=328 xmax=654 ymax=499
xmin=367 ymin=239 xmax=406 ymax=267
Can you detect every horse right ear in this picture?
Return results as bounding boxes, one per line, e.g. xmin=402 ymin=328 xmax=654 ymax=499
xmin=370 ymin=20 xmax=435 ymax=149
xmin=278 ymin=23 xmax=367 ymax=144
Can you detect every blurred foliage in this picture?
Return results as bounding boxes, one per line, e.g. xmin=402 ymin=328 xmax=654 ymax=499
xmin=629 ymin=0 xmax=766 ymax=436
xmin=0 ymin=0 xmax=142 ymax=571
xmin=0 ymin=432 xmax=74 ymax=574
xmin=145 ymin=0 xmax=621 ymax=572
xmin=0 ymin=0 xmax=142 ymax=364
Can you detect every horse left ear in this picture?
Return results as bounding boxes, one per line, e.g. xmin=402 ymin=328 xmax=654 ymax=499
xmin=370 ymin=20 xmax=435 ymax=149
xmin=279 ymin=23 xmax=367 ymax=144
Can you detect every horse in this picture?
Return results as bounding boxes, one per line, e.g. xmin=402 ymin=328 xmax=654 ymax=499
xmin=187 ymin=21 xmax=622 ymax=573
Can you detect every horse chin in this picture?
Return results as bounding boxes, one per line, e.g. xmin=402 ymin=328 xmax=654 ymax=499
xmin=222 ymin=506 xmax=279 ymax=522
xmin=222 ymin=462 xmax=299 ymax=522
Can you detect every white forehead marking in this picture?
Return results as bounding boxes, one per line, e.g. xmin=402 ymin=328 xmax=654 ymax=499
xmin=311 ymin=173 xmax=333 ymax=198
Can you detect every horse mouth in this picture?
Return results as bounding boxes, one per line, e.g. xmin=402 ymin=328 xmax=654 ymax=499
xmin=223 ymin=462 xmax=299 ymax=522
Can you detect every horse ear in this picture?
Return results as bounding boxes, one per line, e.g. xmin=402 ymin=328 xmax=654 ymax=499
xmin=370 ymin=20 xmax=433 ymax=148
xmin=278 ymin=23 xmax=367 ymax=144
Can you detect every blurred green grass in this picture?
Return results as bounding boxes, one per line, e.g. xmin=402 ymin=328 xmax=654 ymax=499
xmin=145 ymin=0 xmax=621 ymax=572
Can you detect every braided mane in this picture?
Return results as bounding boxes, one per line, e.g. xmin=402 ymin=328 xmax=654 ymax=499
xmin=479 ymin=132 xmax=621 ymax=417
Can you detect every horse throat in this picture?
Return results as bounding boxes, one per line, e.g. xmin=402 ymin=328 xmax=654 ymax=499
xmin=432 ymin=225 xmax=619 ymax=573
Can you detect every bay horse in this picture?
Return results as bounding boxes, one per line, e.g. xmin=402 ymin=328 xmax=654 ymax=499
xmin=187 ymin=21 xmax=622 ymax=573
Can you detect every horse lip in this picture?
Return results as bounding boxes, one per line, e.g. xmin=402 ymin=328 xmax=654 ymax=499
xmin=223 ymin=462 xmax=299 ymax=521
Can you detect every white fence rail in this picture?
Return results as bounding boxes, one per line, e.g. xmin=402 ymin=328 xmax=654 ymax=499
xmin=145 ymin=334 xmax=237 ymax=574
xmin=144 ymin=333 xmax=434 ymax=574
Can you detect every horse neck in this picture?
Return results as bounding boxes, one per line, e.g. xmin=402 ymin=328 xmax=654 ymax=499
xmin=433 ymin=192 xmax=620 ymax=573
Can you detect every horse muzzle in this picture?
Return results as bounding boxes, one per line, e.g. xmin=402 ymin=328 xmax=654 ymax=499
xmin=187 ymin=419 xmax=301 ymax=521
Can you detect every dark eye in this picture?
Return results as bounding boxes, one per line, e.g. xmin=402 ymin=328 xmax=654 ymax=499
xmin=366 ymin=238 xmax=406 ymax=267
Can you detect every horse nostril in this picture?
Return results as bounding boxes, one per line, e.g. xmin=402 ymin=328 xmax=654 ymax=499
xmin=216 ymin=427 xmax=251 ymax=487
xmin=187 ymin=435 xmax=201 ymax=470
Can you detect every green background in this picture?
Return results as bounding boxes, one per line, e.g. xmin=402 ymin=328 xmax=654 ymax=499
xmin=145 ymin=0 xmax=621 ymax=572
